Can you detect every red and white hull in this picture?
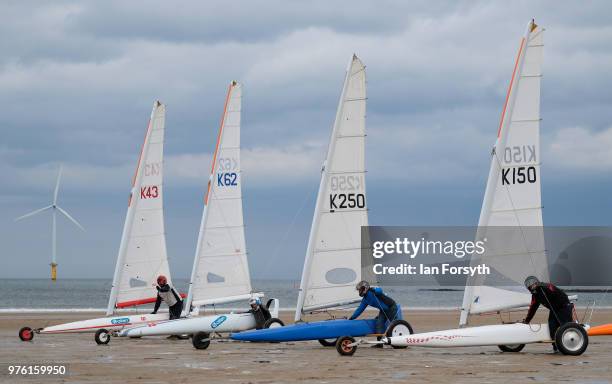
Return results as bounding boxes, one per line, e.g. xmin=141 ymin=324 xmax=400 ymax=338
xmin=385 ymin=323 xmax=551 ymax=348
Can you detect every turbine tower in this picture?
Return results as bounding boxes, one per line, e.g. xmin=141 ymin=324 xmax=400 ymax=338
xmin=15 ymin=165 xmax=85 ymax=280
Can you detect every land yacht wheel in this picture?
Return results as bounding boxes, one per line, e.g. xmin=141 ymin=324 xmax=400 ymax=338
xmin=498 ymin=344 xmax=525 ymax=353
xmin=318 ymin=338 xmax=337 ymax=347
xmin=192 ymin=332 xmax=211 ymax=350
xmin=385 ymin=320 xmax=414 ymax=349
xmin=19 ymin=327 xmax=34 ymax=342
xmin=263 ymin=318 xmax=284 ymax=328
xmin=555 ymin=323 xmax=588 ymax=356
xmin=336 ymin=336 xmax=357 ymax=356
xmin=95 ymin=329 xmax=111 ymax=345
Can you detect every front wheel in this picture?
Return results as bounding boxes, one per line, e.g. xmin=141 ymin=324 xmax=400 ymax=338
xmin=19 ymin=327 xmax=34 ymax=342
xmin=385 ymin=320 xmax=414 ymax=349
xmin=192 ymin=332 xmax=211 ymax=350
xmin=263 ymin=318 xmax=284 ymax=328
xmin=318 ymin=338 xmax=337 ymax=347
xmin=555 ymin=323 xmax=588 ymax=356
xmin=336 ymin=336 xmax=357 ymax=356
xmin=498 ymin=344 xmax=525 ymax=353
xmin=95 ymin=329 xmax=110 ymax=345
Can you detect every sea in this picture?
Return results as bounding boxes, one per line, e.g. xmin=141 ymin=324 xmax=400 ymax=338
xmin=1 ymin=279 xmax=611 ymax=313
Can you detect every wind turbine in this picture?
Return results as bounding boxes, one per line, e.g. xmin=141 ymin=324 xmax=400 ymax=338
xmin=15 ymin=165 xmax=85 ymax=281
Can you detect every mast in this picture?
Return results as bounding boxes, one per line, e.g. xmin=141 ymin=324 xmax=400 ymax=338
xmin=294 ymin=55 xmax=359 ymax=322
xmin=106 ymin=102 xmax=158 ymax=316
xmin=459 ymin=20 xmax=538 ymax=326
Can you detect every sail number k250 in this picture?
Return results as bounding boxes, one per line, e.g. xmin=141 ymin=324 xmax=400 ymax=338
xmin=502 ymin=166 xmax=537 ymax=185
xmin=329 ymin=193 xmax=366 ymax=211
xmin=140 ymin=185 xmax=159 ymax=199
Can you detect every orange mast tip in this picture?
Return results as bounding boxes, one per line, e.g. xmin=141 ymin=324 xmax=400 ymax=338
xmin=530 ymin=19 xmax=538 ymax=32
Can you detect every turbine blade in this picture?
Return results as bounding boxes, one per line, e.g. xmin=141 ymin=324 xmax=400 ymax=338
xmin=53 ymin=165 xmax=63 ymax=205
xmin=15 ymin=205 xmax=53 ymax=221
xmin=56 ymin=206 xmax=85 ymax=231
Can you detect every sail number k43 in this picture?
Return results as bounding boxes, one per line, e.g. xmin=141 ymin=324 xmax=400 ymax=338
xmin=140 ymin=185 xmax=159 ymax=199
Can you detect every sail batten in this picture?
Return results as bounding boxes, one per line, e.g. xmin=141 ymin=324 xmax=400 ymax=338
xmin=295 ymin=55 xmax=368 ymax=322
xmin=460 ymin=20 xmax=547 ymax=326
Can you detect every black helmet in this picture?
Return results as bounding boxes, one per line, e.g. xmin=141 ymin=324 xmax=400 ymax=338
xmin=356 ymin=280 xmax=370 ymax=297
xmin=524 ymin=276 xmax=539 ymax=290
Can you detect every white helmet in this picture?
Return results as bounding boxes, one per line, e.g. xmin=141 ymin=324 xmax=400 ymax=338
xmin=249 ymin=298 xmax=261 ymax=306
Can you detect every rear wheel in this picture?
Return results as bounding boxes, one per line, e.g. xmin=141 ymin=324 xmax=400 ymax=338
xmin=385 ymin=320 xmax=414 ymax=349
xmin=318 ymin=338 xmax=337 ymax=347
xmin=95 ymin=329 xmax=110 ymax=345
xmin=555 ymin=323 xmax=588 ymax=356
xmin=192 ymin=332 xmax=211 ymax=350
xmin=336 ymin=336 xmax=357 ymax=356
xmin=498 ymin=344 xmax=525 ymax=353
xmin=19 ymin=327 xmax=34 ymax=342
xmin=263 ymin=318 xmax=284 ymax=328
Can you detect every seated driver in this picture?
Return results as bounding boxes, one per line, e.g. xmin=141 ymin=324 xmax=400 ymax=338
xmin=247 ymin=298 xmax=271 ymax=329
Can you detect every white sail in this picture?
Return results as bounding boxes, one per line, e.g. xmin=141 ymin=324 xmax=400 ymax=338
xmin=106 ymin=101 xmax=172 ymax=315
xmin=185 ymin=81 xmax=253 ymax=309
xmin=295 ymin=55 xmax=368 ymax=321
xmin=460 ymin=20 xmax=547 ymax=325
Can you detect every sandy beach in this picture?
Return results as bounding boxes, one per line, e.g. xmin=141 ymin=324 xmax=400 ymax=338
xmin=1 ymin=309 xmax=611 ymax=383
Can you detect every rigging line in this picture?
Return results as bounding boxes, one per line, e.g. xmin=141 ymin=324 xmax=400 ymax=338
xmin=261 ymin=181 xmax=319 ymax=276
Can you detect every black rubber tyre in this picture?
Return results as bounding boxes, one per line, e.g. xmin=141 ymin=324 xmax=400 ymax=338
xmin=385 ymin=320 xmax=414 ymax=349
xmin=95 ymin=329 xmax=111 ymax=345
xmin=19 ymin=326 xmax=34 ymax=342
xmin=498 ymin=344 xmax=526 ymax=353
xmin=555 ymin=323 xmax=588 ymax=356
xmin=336 ymin=336 xmax=357 ymax=356
xmin=318 ymin=338 xmax=338 ymax=347
xmin=263 ymin=318 xmax=284 ymax=328
xmin=192 ymin=332 xmax=211 ymax=350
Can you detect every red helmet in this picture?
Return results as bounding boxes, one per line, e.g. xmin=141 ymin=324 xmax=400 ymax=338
xmin=157 ymin=275 xmax=167 ymax=285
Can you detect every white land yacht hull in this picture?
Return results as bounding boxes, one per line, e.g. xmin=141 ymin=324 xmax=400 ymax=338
xmin=119 ymin=298 xmax=281 ymax=338
xmin=119 ymin=313 xmax=256 ymax=337
xmin=384 ymin=323 xmax=551 ymax=348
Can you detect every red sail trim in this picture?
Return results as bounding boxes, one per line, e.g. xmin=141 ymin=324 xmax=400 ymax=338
xmin=116 ymin=293 xmax=187 ymax=308
xmin=204 ymin=82 xmax=235 ymax=205
xmin=497 ymin=37 xmax=525 ymax=138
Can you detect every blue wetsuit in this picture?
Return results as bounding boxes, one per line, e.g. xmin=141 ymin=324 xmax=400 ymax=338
xmin=349 ymin=287 xmax=402 ymax=333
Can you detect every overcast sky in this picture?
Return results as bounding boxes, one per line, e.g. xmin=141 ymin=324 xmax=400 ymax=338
xmin=1 ymin=1 xmax=611 ymax=280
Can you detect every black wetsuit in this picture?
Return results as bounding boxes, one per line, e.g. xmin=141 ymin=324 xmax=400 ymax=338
xmin=524 ymin=283 xmax=574 ymax=339
xmin=152 ymin=284 xmax=183 ymax=319
xmin=249 ymin=305 xmax=271 ymax=329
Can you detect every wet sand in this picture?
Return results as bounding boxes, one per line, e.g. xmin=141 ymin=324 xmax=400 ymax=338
xmin=1 ymin=309 xmax=611 ymax=383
